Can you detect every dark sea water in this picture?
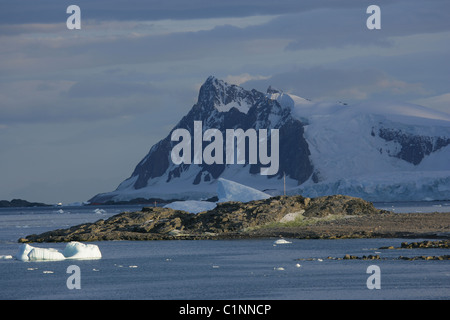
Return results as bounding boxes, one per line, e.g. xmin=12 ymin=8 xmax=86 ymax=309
xmin=0 ymin=203 xmax=449 ymax=300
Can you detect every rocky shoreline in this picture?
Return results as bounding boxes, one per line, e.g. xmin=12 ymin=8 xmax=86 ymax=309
xmin=19 ymin=194 xmax=450 ymax=243
xmin=296 ymin=240 xmax=450 ymax=261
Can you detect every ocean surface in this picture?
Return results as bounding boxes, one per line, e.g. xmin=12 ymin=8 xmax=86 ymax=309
xmin=0 ymin=202 xmax=449 ymax=300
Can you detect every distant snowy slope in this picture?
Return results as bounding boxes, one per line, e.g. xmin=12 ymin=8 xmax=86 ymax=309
xmin=217 ymin=178 xmax=271 ymax=203
xmin=162 ymin=178 xmax=272 ymax=213
xmin=273 ymin=92 xmax=450 ymax=201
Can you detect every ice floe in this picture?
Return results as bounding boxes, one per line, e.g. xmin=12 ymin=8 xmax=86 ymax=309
xmin=14 ymin=242 xmax=102 ymax=262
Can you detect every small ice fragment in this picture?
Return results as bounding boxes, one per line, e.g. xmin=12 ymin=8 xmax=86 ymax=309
xmin=274 ymin=239 xmax=292 ymax=244
xmin=0 ymin=255 xmax=13 ymax=260
xmin=274 ymin=267 xmax=285 ymax=271
xmin=129 ymin=265 xmax=138 ymax=268
xmin=295 ymin=263 xmax=301 ymax=268
xmin=212 ymin=265 xmax=220 ymax=268
xmin=43 ymin=271 xmax=54 ymax=274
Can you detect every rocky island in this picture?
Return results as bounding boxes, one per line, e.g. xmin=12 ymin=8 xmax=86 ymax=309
xmin=0 ymin=199 xmax=50 ymax=208
xmin=19 ymin=194 xmax=450 ymax=243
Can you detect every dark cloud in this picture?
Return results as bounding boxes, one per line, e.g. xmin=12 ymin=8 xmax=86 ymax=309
xmin=0 ymin=0 xmax=364 ymax=25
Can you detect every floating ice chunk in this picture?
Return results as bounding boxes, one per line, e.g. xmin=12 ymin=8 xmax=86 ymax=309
xmin=15 ymin=242 xmax=102 ymax=261
xmin=63 ymin=241 xmax=102 ymax=260
xmin=274 ymin=267 xmax=285 ymax=271
xmin=28 ymin=247 xmax=65 ymax=261
xmin=274 ymin=239 xmax=292 ymax=244
xmin=94 ymin=208 xmax=107 ymax=214
xmin=0 ymin=255 xmax=13 ymax=260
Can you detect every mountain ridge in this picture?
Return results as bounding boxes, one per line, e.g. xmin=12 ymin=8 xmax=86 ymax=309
xmin=89 ymin=76 xmax=450 ymax=203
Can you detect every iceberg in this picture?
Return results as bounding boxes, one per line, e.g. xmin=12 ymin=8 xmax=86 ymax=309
xmin=217 ymin=178 xmax=271 ymax=203
xmin=63 ymin=241 xmax=102 ymax=260
xmin=14 ymin=242 xmax=102 ymax=262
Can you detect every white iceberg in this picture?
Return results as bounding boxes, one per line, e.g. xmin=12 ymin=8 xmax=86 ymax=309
xmin=164 ymin=200 xmax=217 ymax=214
xmin=217 ymin=178 xmax=271 ymax=203
xmin=63 ymin=241 xmax=102 ymax=260
xmin=14 ymin=242 xmax=102 ymax=262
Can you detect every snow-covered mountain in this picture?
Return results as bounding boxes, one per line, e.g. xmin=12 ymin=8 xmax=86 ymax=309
xmin=89 ymin=76 xmax=450 ymax=203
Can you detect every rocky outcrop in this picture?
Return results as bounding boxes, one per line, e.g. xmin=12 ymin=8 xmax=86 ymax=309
xmin=299 ymin=254 xmax=450 ymax=261
xmin=379 ymin=239 xmax=450 ymax=249
xmin=377 ymin=127 xmax=450 ymax=165
xmin=20 ymin=194 xmax=387 ymax=243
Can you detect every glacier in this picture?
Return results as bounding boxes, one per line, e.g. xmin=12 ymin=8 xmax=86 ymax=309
xmin=281 ymin=94 xmax=450 ymax=202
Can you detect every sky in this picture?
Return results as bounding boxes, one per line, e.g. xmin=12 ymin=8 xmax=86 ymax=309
xmin=1 ymin=0 xmax=449 ymax=204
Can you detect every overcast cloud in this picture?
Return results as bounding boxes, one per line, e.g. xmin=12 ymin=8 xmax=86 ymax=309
xmin=0 ymin=0 xmax=449 ymax=203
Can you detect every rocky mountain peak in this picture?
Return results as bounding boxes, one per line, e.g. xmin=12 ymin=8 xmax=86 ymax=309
xmin=267 ymin=86 xmax=282 ymax=94
xmin=197 ymin=76 xmax=264 ymax=114
xmin=88 ymin=76 xmax=450 ymax=204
